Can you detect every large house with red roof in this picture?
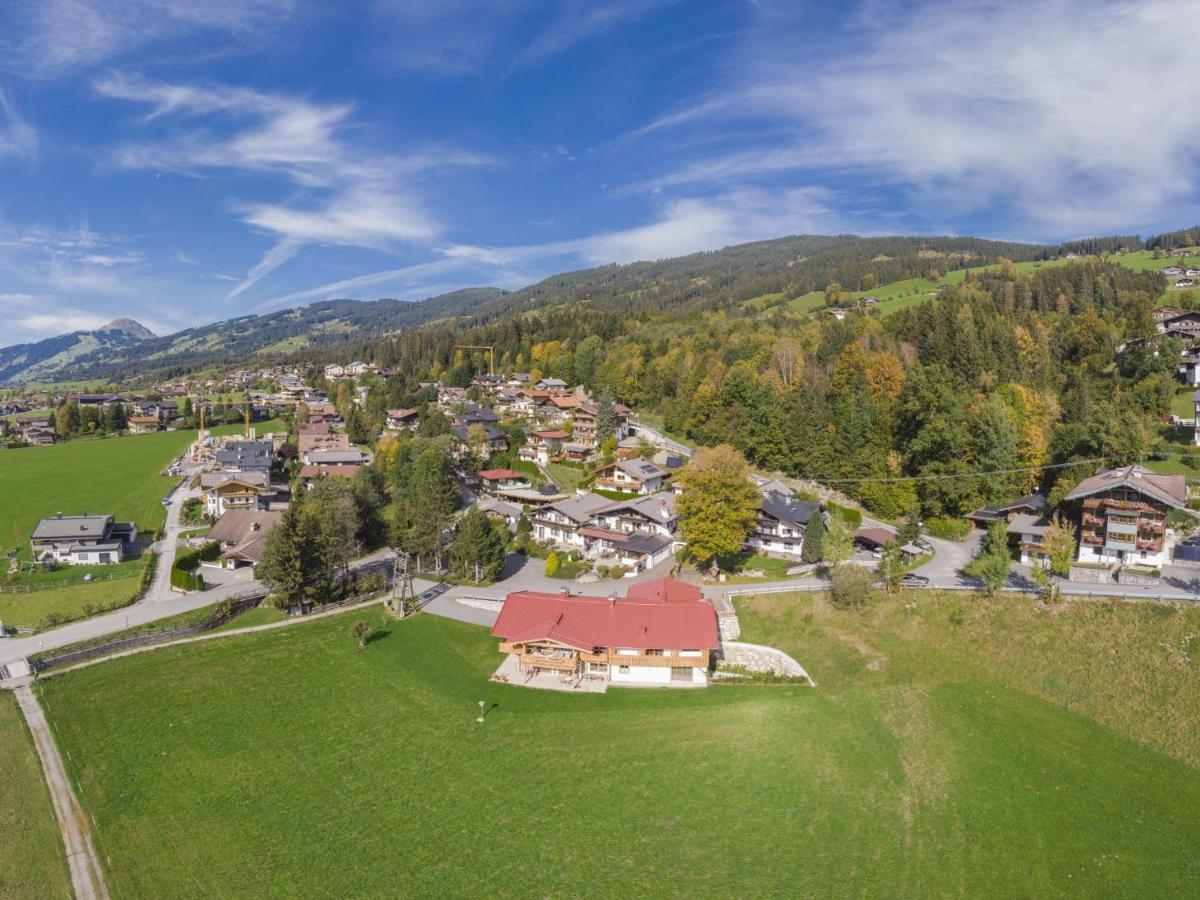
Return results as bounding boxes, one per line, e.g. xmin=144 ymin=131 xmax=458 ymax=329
xmin=492 ymin=578 xmax=719 ymax=686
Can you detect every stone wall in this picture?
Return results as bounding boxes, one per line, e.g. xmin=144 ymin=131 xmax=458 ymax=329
xmin=720 ymin=641 xmax=812 ymax=684
xmin=1069 ymin=564 xmax=1112 ymax=584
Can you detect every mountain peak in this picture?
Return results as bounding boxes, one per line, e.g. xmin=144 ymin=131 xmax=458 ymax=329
xmin=99 ymin=318 xmax=156 ymax=340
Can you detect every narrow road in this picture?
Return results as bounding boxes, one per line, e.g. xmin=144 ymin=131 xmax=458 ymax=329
xmin=13 ymin=681 xmax=110 ymax=900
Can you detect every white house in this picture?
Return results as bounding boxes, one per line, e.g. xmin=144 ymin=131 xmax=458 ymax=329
xmin=30 ymin=514 xmax=138 ymax=565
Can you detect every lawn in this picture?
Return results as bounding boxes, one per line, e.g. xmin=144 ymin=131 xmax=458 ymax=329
xmin=544 ymin=461 xmax=587 ymax=493
xmin=39 ymin=604 xmax=1200 ymax=897
xmin=1171 ymin=387 xmax=1196 ymax=419
xmin=0 ymin=560 xmax=145 ymax=631
xmin=0 ymin=693 xmax=69 ymax=899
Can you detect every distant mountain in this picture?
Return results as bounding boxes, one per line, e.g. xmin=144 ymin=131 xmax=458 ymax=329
xmin=4 ymin=288 xmax=510 ymax=385
xmin=0 ymin=319 xmax=156 ymax=386
xmin=98 ymin=318 xmax=157 ymax=340
xmin=0 ymin=230 xmax=1116 ymax=385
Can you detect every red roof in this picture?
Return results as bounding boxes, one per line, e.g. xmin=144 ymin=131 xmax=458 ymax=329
xmin=492 ymin=580 xmax=718 ymax=651
xmin=625 ymin=577 xmax=703 ymax=604
xmin=534 ymin=429 xmax=568 ymax=439
xmin=479 ymin=468 xmax=522 ymax=480
xmin=298 ymin=464 xmax=360 ymax=479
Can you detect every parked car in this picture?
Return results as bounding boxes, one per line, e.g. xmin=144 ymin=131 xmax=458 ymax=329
xmin=900 ymin=574 xmax=930 ymax=588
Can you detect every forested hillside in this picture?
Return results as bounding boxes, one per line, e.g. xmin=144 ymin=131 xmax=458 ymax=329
xmin=344 ymin=255 xmax=1183 ymax=522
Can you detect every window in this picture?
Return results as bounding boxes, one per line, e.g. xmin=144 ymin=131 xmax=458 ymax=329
xmin=645 ymin=649 xmax=663 ymax=657
xmin=679 ymin=650 xmax=702 ymax=658
xmin=619 ymin=665 xmax=631 ymax=674
xmin=671 ymin=667 xmax=693 ymax=682
xmin=617 ymin=648 xmax=638 ymax=656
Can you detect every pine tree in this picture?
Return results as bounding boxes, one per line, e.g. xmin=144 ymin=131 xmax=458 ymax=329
xmin=450 ymin=508 xmax=507 ymax=582
xmin=801 ymin=512 xmax=825 ymax=564
xmin=596 ymin=393 xmax=618 ymax=444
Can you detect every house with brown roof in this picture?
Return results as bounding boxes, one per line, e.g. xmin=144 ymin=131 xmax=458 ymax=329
xmin=200 ymin=471 xmax=273 ymax=517
xmin=1064 ymin=465 xmax=1190 ymax=570
xmin=128 ymin=415 xmax=161 ymax=434
xmin=385 ymin=408 xmax=420 ymax=431
xmin=478 ymin=469 xmax=529 ymax=493
xmin=207 ymin=509 xmax=283 ymax=568
xmin=491 ymin=578 xmax=719 ymax=686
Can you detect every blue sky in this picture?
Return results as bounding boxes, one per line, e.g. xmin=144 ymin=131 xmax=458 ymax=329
xmin=2 ymin=0 xmax=1200 ymax=345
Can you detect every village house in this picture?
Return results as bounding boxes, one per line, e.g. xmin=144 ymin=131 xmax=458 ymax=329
xmin=206 ymin=509 xmax=282 ymax=568
xmin=537 ymin=377 xmax=569 ymax=391
xmin=571 ymin=401 xmax=630 ymax=447
xmin=532 ymin=493 xmax=614 ymax=547
xmin=519 ymin=428 xmax=568 ymax=465
xmin=1009 ymin=513 xmax=1056 ymax=566
xmin=30 ymin=514 xmax=138 ymax=565
xmin=491 ymin=578 xmax=719 ymax=686
xmin=967 ymin=492 xmax=1049 ymax=530
xmin=478 ymin=497 xmax=523 ymax=528
xmin=128 ymin=415 xmax=161 ymax=434
xmin=748 ymin=488 xmax=821 ymax=558
xmin=589 ymin=492 xmax=678 ymax=539
xmin=297 ymin=430 xmax=351 ymax=455
xmin=201 ymin=471 xmax=273 ymax=518
xmin=594 ymin=457 xmax=669 ymax=495
xmin=478 ymin=469 xmax=529 ymax=493
xmin=385 ymin=408 xmax=420 ymax=431
xmin=1162 ymin=265 xmax=1185 ymax=276
xmin=214 ymin=440 xmax=275 ymax=475
xmin=1064 ymin=465 xmax=1189 ymax=570
xmin=302 ymin=448 xmax=368 ymax=468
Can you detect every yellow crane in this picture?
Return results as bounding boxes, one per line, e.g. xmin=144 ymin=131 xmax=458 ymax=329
xmin=455 ymin=344 xmax=496 ymax=376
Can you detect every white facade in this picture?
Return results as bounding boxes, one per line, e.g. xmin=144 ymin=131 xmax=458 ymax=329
xmin=1075 ymin=540 xmax=1168 ymax=569
xmin=606 ymin=655 xmax=707 ymax=685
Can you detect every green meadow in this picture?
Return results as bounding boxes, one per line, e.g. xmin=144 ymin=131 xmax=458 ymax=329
xmin=37 ymin=593 xmax=1200 ymax=898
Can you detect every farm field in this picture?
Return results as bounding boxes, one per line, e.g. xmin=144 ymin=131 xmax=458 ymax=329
xmin=0 ymin=693 xmax=69 ymax=899
xmin=40 ymin=603 xmax=1200 ymax=898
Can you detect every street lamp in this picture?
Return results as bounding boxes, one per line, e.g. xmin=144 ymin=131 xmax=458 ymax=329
xmin=476 ymin=700 xmax=486 ymax=724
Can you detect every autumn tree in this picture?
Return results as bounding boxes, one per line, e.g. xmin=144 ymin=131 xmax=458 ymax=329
xmin=675 ymin=445 xmax=760 ymax=568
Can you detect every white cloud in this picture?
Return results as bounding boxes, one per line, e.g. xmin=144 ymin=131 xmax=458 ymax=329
xmin=511 ymin=1 xmax=669 ymax=70
xmin=0 ymin=88 xmax=37 ymax=161
xmin=223 ymin=239 xmax=300 ymax=304
xmin=2 ymin=0 xmax=295 ymax=76
xmin=97 ymin=74 xmax=489 ymax=299
xmin=625 ymin=0 xmax=1200 ymax=236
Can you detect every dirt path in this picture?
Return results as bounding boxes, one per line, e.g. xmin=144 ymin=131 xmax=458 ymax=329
xmin=13 ymin=681 xmax=109 ymax=900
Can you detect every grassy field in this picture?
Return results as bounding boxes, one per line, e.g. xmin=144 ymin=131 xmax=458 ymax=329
xmin=0 ymin=420 xmax=284 ymax=560
xmin=0 ymin=694 xmax=69 ymax=899
xmin=0 ymin=432 xmax=191 ymax=557
xmin=38 ymin=602 xmax=1200 ymax=897
xmin=0 ymin=563 xmax=144 ymax=631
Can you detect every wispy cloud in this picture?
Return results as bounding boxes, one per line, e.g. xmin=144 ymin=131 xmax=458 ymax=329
xmin=2 ymin=0 xmax=296 ymax=77
xmin=0 ymin=88 xmax=37 ymax=161
xmin=510 ymin=1 xmax=671 ymax=70
xmin=622 ymin=0 xmax=1200 ymax=236
xmin=97 ymin=74 xmax=490 ymax=300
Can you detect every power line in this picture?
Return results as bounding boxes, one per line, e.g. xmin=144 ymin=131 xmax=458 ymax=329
xmin=788 ymin=456 xmax=1116 ymax=486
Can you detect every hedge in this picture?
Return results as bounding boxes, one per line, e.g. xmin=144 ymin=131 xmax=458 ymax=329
xmin=170 ymin=541 xmax=218 ymax=592
xmin=826 ymin=502 xmax=863 ymax=527
xmin=925 ymin=516 xmax=971 ymax=541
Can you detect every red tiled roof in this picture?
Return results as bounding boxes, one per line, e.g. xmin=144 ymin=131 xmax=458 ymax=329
xmin=479 ymin=468 xmax=522 ymax=480
xmin=492 ymin=580 xmax=718 ymax=651
xmin=625 ymin=577 xmax=703 ymax=604
xmin=534 ymin=429 xmax=567 ymax=439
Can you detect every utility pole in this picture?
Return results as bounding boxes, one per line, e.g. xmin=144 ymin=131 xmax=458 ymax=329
xmin=390 ymin=551 xmax=416 ymax=617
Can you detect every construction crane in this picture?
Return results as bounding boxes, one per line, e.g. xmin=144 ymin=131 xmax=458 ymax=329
xmin=243 ymin=392 xmax=252 ymax=438
xmin=455 ymin=344 xmax=496 ymax=376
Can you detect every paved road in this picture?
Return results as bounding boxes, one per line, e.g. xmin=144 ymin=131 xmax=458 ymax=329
xmin=627 ymin=420 xmax=695 ymax=459
xmin=14 ymin=681 xmax=110 ymax=900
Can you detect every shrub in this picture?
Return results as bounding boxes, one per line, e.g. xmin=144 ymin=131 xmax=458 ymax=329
xmin=829 ymin=564 xmax=881 ymax=611
xmin=925 ymin=516 xmax=971 ymax=541
xmin=545 ymin=551 xmax=560 ymax=577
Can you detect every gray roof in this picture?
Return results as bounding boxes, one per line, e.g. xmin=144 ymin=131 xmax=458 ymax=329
xmin=31 ymin=514 xmax=113 ymax=541
xmin=307 ymin=449 xmax=368 ymax=464
xmin=597 ymin=491 xmax=677 ymax=521
xmin=759 ymin=490 xmax=819 ymax=527
xmin=1009 ymin=513 xmax=1052 ymax=537
xmin=538 ymin=493 xmax=613 ymax=524
xmin=201 ymin=471 xmax=269 ymax=489
xmin=610 ymin=457 xmax=669 ymax=480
